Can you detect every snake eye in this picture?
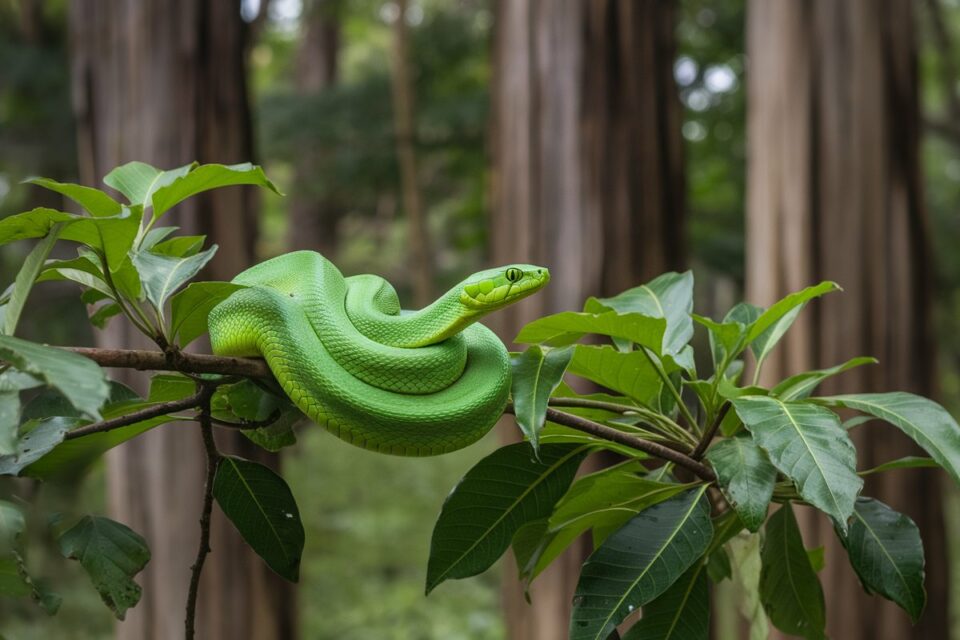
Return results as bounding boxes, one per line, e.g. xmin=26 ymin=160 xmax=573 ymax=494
xmin=505 ymin=268 xmax=522 ymax=283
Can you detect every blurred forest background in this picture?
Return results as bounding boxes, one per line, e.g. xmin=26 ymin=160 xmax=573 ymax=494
xmin=1 ymin=0 xmax=960 ymax=638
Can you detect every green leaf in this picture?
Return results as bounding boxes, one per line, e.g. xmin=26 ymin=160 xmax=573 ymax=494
xmin=567 ymin=345 xmax=663 ymax=408
xmin=170 ymin=281 xmax=246 ymax=347
xmin=213 ymin=456 xmax=305 ymax=582
xmin=807 ymin=546 xmax=825 ymax=573
xmin=132 ymin=245 xmax=218 ymax=314
xmin=771 ymin=357 xmax=878 ymax=400
xmin=837 ymin=497 xmax=925 ymax=622
xmin=692 ymin=314 xmax=744 ymax=369
xmin=140 ymin=226 xmax=179 ymax=250
xmin=586 ymin=271 xmax=694 ymax=357
xmin=510 ymin=345 xmax=574 ymax=452
xmin=103 ymin=161 xmax=195 ymax=208
xmin=25 ymin=177 xmax=122 ymax=217
xmin=0 ymin=392 xmax=18 ymax=455
xmin=570 ymin=486 xmax=712 ymax=640
xmin=0 ymin=501 xmax=25 ymax=554
xmin=0 ymin=417 xmax=82 ymax=476
xmin=816 ymin=392 xmax=960 ymax=487
xmin=58 ymin=207 xmax=143 ymax=271
xmin=525 ymin=466 xmax=692 ymax=583
xmin=0 ymin=207 xmax=75 ymax=244
xmin=4 ymin=225 xmax=63 ymax=336
xmin=760 ymin=504 xmax=826 ymax=640
xmin=623 ymin=565 xmax=709 ymax=640
xmin=59 ymin=515 xmax=150 ymax=619
xmin=731 ymin=396 xmax=862 ymax=532
xmin=38 ymin=256 xmax=113 ymax=299
xmin=746 ymin=281 xmax=839 ymax=345
xmin=89 ymin=303 xmax=123 ymax=329
xmin=0 ymin=336 xmax=109 ymax=420
xmin=212 ymin=380 xmax=302 ymax=452
xmin=425 ymin=442 xmax=588 ymax=593
xmin=150 ymin=163 xmax=281 ymax=219
xmin=705 ymin=435 xmax=776 ymax=532
xmin=515 ymin=311 xmax=665 ymax=352
xmin=859 ymin=456 xmax=939 ymax=476
xmin=707 ymin=547 xmax=732 ymax=583
xmin=151 ymin=235 xmax=205 ymax=257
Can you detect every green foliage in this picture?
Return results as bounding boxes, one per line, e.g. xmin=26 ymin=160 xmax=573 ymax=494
xmin=509 ymin=345 xmax=574 ymax=452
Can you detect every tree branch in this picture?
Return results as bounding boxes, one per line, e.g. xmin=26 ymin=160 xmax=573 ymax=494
xmin=691 ymin=402 xmax=731 ymax=460
xmin=63 ymin=393 xmax=206 ymax=440
xmin=64 ymin=347 xmax=272 ymax=379
xmin=185 ymin=385 xmax=219 ymax=640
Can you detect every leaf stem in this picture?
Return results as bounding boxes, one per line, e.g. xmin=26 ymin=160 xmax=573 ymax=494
xmin=640 ymin=346 xmax=699 ymax=433
xmin=185 ymin=384 xmax=219 ymax=640
xmin=691 ymin=402 xmax=731 ymax=460
xmin=545 ymin=397 xmax=695 ymax=445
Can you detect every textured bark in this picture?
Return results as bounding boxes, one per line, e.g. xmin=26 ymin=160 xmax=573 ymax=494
xmin=287 ymin=0 xmax=341 ymax=255
xmin=69 ymin=1 xmax=295 ymax=638
xmin=491 ymin=1 xmax=683 ymax=637
xmin=746 ymin=1 xmax=943 ymax=638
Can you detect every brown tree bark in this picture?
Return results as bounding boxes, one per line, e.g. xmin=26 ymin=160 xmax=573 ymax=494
xmin=69 ymin=1 xmax=295 ymax=638
xmin=491 ymin=1 xmax=684 ymax=637
xmin=287 ymin=0 xmax=341 ymax=256
xmin=746 ymin=1 xmax=944 ymax=638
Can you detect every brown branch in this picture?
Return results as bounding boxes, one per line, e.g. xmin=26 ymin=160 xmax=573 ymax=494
xmin=185 ymin=385 xmax=219 ymax=640
xmin=691 ymin=402 xmax=731 ymax=461
xmin=508 ymin=405 xmax=715 ymax=482
xmin=64 ymin=347 xmax=272 ymax=379
xmin=63 ymin=392 xmax=206 ymax=440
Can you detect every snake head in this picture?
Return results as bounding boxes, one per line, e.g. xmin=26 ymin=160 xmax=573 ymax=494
xmin=459 ymin=264 xmax=550 ymax=311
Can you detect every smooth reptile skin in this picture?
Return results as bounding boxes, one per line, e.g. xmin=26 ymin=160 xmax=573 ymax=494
xmin=208 ymin=251 xmax=549 ymax=455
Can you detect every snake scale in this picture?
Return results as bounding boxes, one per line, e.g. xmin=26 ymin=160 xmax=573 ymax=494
xmin=208 ymin=251 xmax=549 ymax=455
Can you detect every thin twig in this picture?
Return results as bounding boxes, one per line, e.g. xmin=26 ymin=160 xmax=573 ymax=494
xmin=691 ymin=402 xmax=731 ymax=461
xmin=545 ymin=396 xmax=695 ymax=445
xmin=508 ymin=405 xmax=715 ymax=482
xmin=63 ymin=393 xmax=206 ymax=440
xmin=64 ymin=347 xmax=272 ymax=379
xmin=185 ymin=385 xmax=220 ymax=640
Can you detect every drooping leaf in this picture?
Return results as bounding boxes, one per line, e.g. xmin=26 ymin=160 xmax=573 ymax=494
xmin=510 ymin=345 xmax=574 ymax=452
xmin=515 ymin=311 xmax=665 ymax=353
xmin=760 ymin=504 xmax=826 ymax=640
xmin=0 ymin=336 xmax=109 ymax=420
xmin=567 ymin=345 xmax=663 ymax=409
xmin=816 ymin=392 xmax=960 ymax=487
xmin=731 ymin=396 xmax=862 ymax=532
xmin=4 ymin=225 xmax=63 ymax=336
xmin=838 ymin=497 xmax=925 ymax=622
xmin=426 ymin=442 xmax=588 ymax=593
xmin=705 ymin=434 xmax=776 ymax=532
xmin=150 ymin=163 xmax=281 ymax=219
xmin=59 ymin=515 xmax=150 ymax=620
xmin=859 ymin=456 xmax=939 ymax=476
xmin=103 ymin=161 xmax=195 ymax=208
xmin=213 ymin=456 xmax=305 ymax=582
xmin=25 ymin=177 xmax=122 ymax=217
xmin=0 ymin=208 xmax=74 ymax=244
xmin=132 ymin=245 xmax=218 ymax=314
xmin=169 ymin=281 xmax=246 ymax=347
xmin=771 ymin=357 xmax=878 ymax=400
xmin=570 ymin=486 xmax=712 ymax=640
xmin=623 ymin=565 xmax=709 ymax=640
xmin=0 ymin=417 xmax=83 ymax=476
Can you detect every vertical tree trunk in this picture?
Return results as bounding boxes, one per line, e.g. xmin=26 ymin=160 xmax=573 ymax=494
xmin=746 ymin=1 xmax=944 ymax=638
xmin=69 ymin=1 xmax=295 ymax=638
xmin=287 ymin=0 xmax=341 ymax=255
xmin=491 ymin=1 xmax=684 ymax=637
xmin=390 ymin=0 xmax=434 ymax=306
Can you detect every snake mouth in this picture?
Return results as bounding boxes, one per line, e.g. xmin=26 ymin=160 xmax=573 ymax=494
xmin=459 ymin=266 xmax=550 ymax=310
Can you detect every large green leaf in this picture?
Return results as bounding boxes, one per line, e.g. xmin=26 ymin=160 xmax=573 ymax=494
xmin=586 ymin=271 xmax=694 ymax=357
xmin=426 ymin=442 xmax=588 ymax=593
xmin=0 ymin=207 xmax=74 ymax=244
xmin=213 ymin=456 xmax=305 ymax=582
xmin=519 ymin=464 xmax=690 ymax=582
xmin=515 ymin=311 xmax=665 ymax=352
xmin=150 ymin=162 xmax=281 ymax=218
xmin=132 ymin=245 xmax=218 ymax=314
xmin=838 ymin=497 xmax=925 ymax=622
xmin=0 ymin=336 xmax=109 ymax=420
xmin=510 ymin=345 xmax=573 ymax=452
xmin=4 ymin=224 xmax=62 ymax=336
xmin=623 ymin=565 xmax=709 ymax=640
xmin=816 ymin=392 xmax=960 ymax=487
xmin=771 ymin=357 xmax=877 ymax=401
xmin=103 ymin=161 xmax=195 ymax=208
xmin=731 ymin=396 xmax=862 ymax=532
xmin=169 ymin=281 xmax=246 ymax=347
xmin=705 ymin=434 xmax=776 ymax=532
xmin=25 ymin=177 xmax=122 ymax=217
xmin=59 ymin=515 xmax=150 ymax=620
xmin=567 ymin=345 xmax=662 ymax=408
xmin=570 ymin=486 xmax=712 ymax=640
xmin=760 ymin=504 xmax=826 ymax=640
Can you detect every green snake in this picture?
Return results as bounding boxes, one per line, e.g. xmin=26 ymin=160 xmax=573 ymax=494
xmin=208 ymin=251 xmax=549 ymax=455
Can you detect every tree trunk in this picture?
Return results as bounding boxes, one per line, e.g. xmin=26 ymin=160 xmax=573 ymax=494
xmin=69 ymin=1 xmax=296 ymax=638
xmin=491 ymin=1 xmax=684 ymax=637
xmin=287 ymin=0 xmax=341 ymax=256
xmin=746 ymin=1 xmax=944 ymax=638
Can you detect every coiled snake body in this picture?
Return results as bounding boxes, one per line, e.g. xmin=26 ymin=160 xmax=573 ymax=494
xmin=209 ymin=251 xmax=549 ymax=455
